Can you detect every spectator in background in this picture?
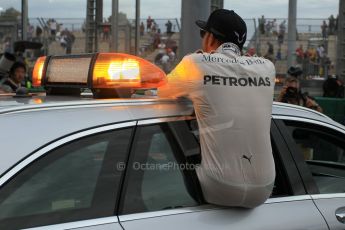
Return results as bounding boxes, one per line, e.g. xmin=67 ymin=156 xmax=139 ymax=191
xmin=265 ymin=20 xmax=271 ymax=36
xmin=308 ymin=47 xmax=318 ymax=62
xmin=103 ymin=24 xmax=110 ymax=41
xmin=1 ymin=62 xmax=26 ymax=93
xmin=328 ymin=15 xmax=336 ymax=35
xmin=296 ymin=45 xmax=304 ymax=64
xmin=277 ymin=21 xmax=286 ymax=48
xmin=65 ymin=32 xmax=75 ymax=54
xmin=276 ymin=48 xmax=282 ymax=60
xmin=160 ymin=52 xmax=170 ymax=73
xmin=317 ymin=44 xmax=325 ymax=62
xmin=167 ymin=48 xmax=176 ymax=62
xmin=259 ymin=15 xmax=265 ymax=35
xmin=322 ymin=55 xmax=332 ymax=77
xmin=49 ymin=19 xmax=57 ymax=40
xmin=265 ymin=41 xmax=275 ymax=63
xmin=302 ymin=49 xmax=310 ymax=76
xmin=321 ymin=20 xmax=328 ymax=40
xmin=166 ymin=38 xmax=178 ymax=54
xmin=151 ymin=21 xmax=158 ymax=33
xmin=277 ymin=21 xmax=285 ymax=47
xmin=277 ymin=33 xmax=284 ymax=47
xmin=279 ymin=20 xmax=286 ymax=33
xmin=3 ymin=38 xmax=11 ymax=53
xmin=57 ymin=23 xmax=62 ymax=34
xmin=323 ymin=75 xmax=344 ymax=98
xmin=307 ymin=47 xmax=319 ymax=76
xmin=153 ymin=29 xmax=161 ymax=49
xmin=160 ymin=48 xmax=176 ymax=73
xmin=146 ymin=16 xmax=153 ymax=32
xmin=140 ymin=22 xmax=145 ymax=36
xmin=27 ymin=25 xmax=34 ymax=41
xmin=35 ymin=26 xmax=42 ymax=38
xmin=60 ymin=29 xmax=75 ymax=54
xmin=35 ymin=26 xmax=43 ymax=42
xmin=277 ymin=67 xmax=322 ymax=112
xmin=272 ymin=19 xmax=278 ymax=36
xmin=165 ymin=20 xmax=173 ymax=35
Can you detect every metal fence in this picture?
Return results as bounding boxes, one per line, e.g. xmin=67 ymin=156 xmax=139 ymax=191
xmin=0 ymin=17 xmax=180 ymax=55
xmin=0 ymin=17 xmax=336 ymax=77
xmin=245 ymin=18 xmax=337 ymax=77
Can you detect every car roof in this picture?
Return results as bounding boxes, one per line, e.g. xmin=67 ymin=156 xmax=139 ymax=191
xmin=272 ymin=102 xmax=334 ymax=123
xmin=0 ymin=94 xmax=343 ymax=176
xmin=0 ymin=93 xmax=338 ymax=124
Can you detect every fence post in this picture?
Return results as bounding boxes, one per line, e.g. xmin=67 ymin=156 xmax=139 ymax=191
xmin=180 ymin=0 xmax=210 ymax=58
xmin=254 ymin=18 xmax=260 ymax=56
xmin=135 ymin=0 xmax=140 ymax=55
xmin=22 ymin=0 xmax=28 ymax=40
xmin=287 ymin=0 xmax=297 ymax=68
xmin=111 ymin=0 xmax=119 ymax=52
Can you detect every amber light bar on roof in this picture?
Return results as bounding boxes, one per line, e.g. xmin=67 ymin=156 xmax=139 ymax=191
xmin=31 ymin=53 xmax=167 ymax=98
xmin=32 ymin=56 xmax=46 ymax=87
xmin=92 ymin=53 xmax=167 ymax=89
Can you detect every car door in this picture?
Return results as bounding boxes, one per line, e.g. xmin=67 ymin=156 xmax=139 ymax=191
xmin=0 ymin=122 xmax=135 ymax=230
xmin=118 ymin=118 xmax=328 ymax=230
xmin=276 ymin=118 xmax=345 ymax=230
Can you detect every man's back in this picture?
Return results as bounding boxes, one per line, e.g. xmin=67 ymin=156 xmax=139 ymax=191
xmin=158 ymin=43 xmax=276 ymax=207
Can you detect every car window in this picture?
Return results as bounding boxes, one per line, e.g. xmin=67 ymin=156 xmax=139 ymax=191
xmin=190 ymin=118 xmax=293 ymax=197
xmin=0 ymin=128 xmax=133 ymax=230
xmin=121 ymin=121 xmax=199 ymax=214
xmin=285 ymin=121 xmax=345 ymax=194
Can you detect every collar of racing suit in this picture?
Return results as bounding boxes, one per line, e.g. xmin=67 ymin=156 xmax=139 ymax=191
xmin=215 ymin=42 xmax=241 ymax=57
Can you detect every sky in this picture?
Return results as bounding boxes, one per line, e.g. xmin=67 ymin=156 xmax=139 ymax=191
xmin=0 ymin=0 xmax=339 ymax=19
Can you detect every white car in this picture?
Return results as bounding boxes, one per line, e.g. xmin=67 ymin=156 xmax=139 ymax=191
xmin=0 ymin=53 xmax=344 ymax=230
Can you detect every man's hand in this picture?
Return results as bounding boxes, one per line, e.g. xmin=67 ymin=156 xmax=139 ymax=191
xmin=305 ymin=97 xmax=316 ymax=108
xmin=305 ymin=97 xmax=322 ymax=112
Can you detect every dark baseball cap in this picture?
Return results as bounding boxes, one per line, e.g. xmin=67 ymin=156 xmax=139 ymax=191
xmin=196 ymin=9 xmax=247 ymax=49
xmin=287 ymin=66 xmax=303 ymax=77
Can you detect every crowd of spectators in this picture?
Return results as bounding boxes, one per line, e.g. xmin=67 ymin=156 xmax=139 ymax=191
xmin=321 ymin=14 xmax=338 ymax=40
xmin=1 ymin=18 xmax=75 ymax=55
xmin=257 ymin=15 xmax=338 ymax=78
xmin=138 ymin=16 xmax=178 ymax=72
xmin=295 ymin=44 xmax=332 ymax=77
xmin=259 ymin=16 xmax=286 ymax=41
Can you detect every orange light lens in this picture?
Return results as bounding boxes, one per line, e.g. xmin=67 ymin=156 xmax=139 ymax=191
xmin=32 ymin=56 xmax=46 ymax=87
xmin=93 ymin=53 xmax=166 ymax=88
xmin=107 ymin=59 xmax=140 ymax=81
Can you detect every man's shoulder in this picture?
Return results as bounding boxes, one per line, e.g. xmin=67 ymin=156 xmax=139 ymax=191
xmin=183 ymin=52 xmax=204 ymax=61
xmin=181 ymin=52 xmax=275 ymax=69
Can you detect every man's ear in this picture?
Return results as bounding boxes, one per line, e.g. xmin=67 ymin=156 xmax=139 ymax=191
xmin=209 ymin=34 xmax=221 ymax=49
xmin=204 ymin=32 xmax=212 ymax=46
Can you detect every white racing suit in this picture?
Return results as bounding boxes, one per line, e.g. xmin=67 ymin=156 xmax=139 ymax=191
xmin=158 ymin=42 xmax=276 ymax=208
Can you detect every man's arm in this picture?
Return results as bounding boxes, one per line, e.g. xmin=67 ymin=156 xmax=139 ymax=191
xmin=158 ymin=56 xmax=193 ymax=98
